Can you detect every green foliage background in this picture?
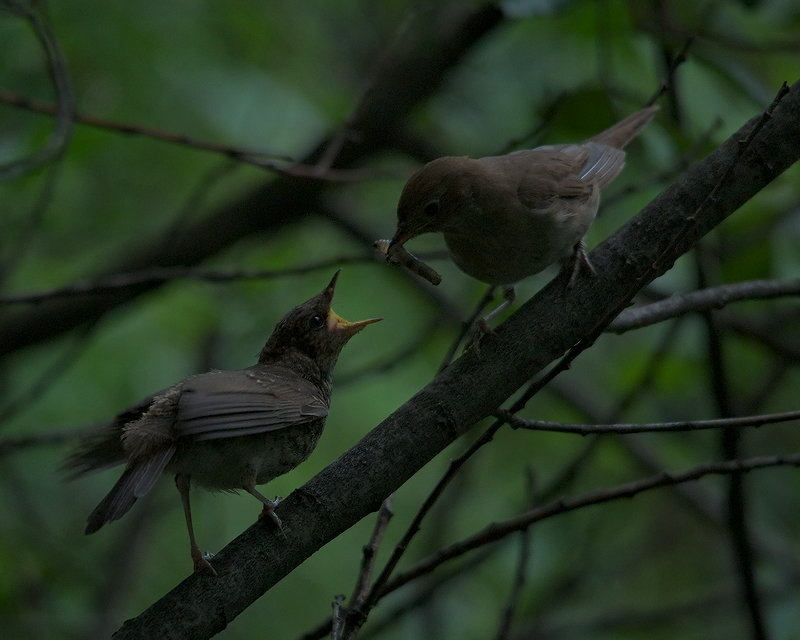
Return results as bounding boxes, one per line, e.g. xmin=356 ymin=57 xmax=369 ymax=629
xmin=1 ymin=1 xmax=799 ymax=638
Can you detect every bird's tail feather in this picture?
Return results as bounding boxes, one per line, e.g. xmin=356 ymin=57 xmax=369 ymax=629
xmin=63 ymin=424 xmax=127 ymax=478
xmin=84 ymin=445 xmax=175 ymax=534
xmin=587 ymin=105 xmax=659 ymax=149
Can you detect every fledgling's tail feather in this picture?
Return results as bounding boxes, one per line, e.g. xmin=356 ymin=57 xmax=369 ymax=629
xmin=63 ymin=425 xmax=127 ymax=479
xmin=84 ymin=445 xmax=175 ymax=534
xmin=64 ymin=394 xmax=158 ymax=478
xmin=85 ymin=465 xmax=141 ymax=534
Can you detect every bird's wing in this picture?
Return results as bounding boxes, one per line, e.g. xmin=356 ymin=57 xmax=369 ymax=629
xmin=508 ymin=143 xmax=625 ymax=210
xmin=504 ymin=147 xmax=593 ymax=211
xmin=174 ymin=366 xmax=329 ymax=441
xmin=571 ymin=142 xmax=626 ymax=189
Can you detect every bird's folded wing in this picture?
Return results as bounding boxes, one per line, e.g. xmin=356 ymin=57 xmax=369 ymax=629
xmin=175 ymin=367 xmax=328 ymax=440
xmin=511 ymin=143 xmax=626 ymax=211
xmin=572 ymin=142 xmax=626 ymax=188
xmin=504 ymin=148 xmax=592 ymax=211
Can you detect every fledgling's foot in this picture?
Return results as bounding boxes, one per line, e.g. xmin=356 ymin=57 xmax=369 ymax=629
xmin=192 ymin=549 xmax=217 ymax=576
xmin=258 ymin=500 xmax=287 ymax=539
xmin=258 ymin=502 xmax=282 ymax=526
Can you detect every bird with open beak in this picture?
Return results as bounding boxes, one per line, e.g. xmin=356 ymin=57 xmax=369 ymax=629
xmin=66 ymin=271 xmax=380 ymax=574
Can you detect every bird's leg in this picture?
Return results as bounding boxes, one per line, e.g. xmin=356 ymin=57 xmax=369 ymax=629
xmin=244 ymin=484 xmax=284 ymax=534
xmin=481 ymin=285 xmax=517 ymax=326
xmin=175 ymin=473 xmax=216 ymax=575
xmin=467 ymin=286 xmax=516 ymax=356
xmin=564 ymin=240 xmax=595 ymax=288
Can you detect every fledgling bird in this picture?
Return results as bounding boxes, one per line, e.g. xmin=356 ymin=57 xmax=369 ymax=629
xmin=387 ymin=105 xmax=659 ymax=317
xmin=66 ymin=272 xmax=380 ymax=574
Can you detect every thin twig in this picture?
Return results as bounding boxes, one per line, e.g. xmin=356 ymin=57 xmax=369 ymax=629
xmin=0 ymin=1 xmax=74 ymax=179
xmin=723 ymin=312 xmax=800 ymax=363
xmin=650 ymin=33 xmax=694 ymax=122
xmin=0 ymin=161 xmax=63 ymax=289
xmin=493 ymin=468 xmax=535 ymax=640
xmin=0 ymin=89 xmax=371 ymax=182
xmin=533 ymin=318 xmax=685 ymax=504
xmin=609 ymin=278 xmax=800 ymax=333
xmin=0 ymin=255 xmax=385 ymax=304
xmin=359 ymin=548 xmax=496 ymax=640
xmin=349 ymin=421 xmax=505 ymax=631
xmin=349 ymin=497 xmax=395 ymax=610
xmin=0 ymin=319 xmax=99 ymax=427
xmin=496 ymin=408 xmax=800 ymax=435
xmin=493 ymin=91 xmax=572 ymax=155
xmin=330 ymin=595 xmax=346 ymax=640
xmin=0 ymin=88 xmax=289 ymax=158
xmin=694 ymin=246 xmax=768 ymax=639
xmin=314 ymin=7 xmax=423 ymax=173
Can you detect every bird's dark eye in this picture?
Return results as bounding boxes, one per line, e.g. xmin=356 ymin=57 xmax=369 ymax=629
xmin=423 ymin=200 xmax=439 ymax=217
xmin=309 ymin=315 xmax=325 ymax=330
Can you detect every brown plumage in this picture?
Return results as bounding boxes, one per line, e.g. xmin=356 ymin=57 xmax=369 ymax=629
xmin=66 ymin=271 xmax=380 ymax=574
xmin=388 ymin=106 xmax=659 ymax=289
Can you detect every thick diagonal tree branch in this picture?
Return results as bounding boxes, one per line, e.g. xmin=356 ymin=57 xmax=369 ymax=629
xmin=0 ymin=4 xmax=504 ymax=357
xmin=112 ymin=83 xmax=800 ymax=639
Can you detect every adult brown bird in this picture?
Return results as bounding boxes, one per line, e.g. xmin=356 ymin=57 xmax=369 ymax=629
xmin=66 ymin=271 xmax=380 ymax=574
xmin=387 ymin=105 xmax=659 ymax=319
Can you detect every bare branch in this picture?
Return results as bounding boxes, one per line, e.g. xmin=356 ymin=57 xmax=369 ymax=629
xmin=609 ymin=278 xmax=800 ymax=333
xmin=493 ymin=468 xmax=535 ymax=640
xmin=349 ymin=497 xmax=394 ymax=609
xmin=497 ymin=408 xmax=800 ymax=435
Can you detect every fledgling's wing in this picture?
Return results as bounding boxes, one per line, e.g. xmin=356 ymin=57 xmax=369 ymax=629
xmin=174 ymin=365 xmax=328 ymax=441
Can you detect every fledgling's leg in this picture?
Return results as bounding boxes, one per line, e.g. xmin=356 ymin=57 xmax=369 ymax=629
xmin=175 ymin=473 xmax=216 ymax=575
xmin=243 ymin=483 xmax=284 ymax=534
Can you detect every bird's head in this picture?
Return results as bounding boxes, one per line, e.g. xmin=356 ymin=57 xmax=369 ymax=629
xmin=389 ymin=156 xmax=476 ymax=251
xmin=259 ymin=271 xmax=381 ymax=374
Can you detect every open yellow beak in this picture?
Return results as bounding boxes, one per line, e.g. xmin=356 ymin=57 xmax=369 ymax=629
xmin=327 ymin=309 xmax=382 ymax=334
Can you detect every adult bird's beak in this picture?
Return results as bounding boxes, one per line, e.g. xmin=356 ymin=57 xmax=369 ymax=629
xmin=388 ymin=226 xmax=415 ymax=252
